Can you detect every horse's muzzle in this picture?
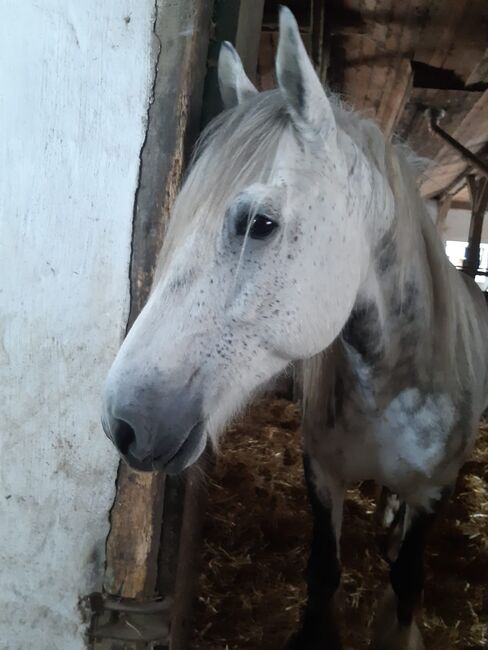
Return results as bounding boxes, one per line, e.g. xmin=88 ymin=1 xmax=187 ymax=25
xmin=101 ymin=384 xmax=206 ymax=474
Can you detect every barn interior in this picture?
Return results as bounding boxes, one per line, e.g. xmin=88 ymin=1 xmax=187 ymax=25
xmin=193 ymin=1 xmax=488 ymax=649
xmin=91 ymin=2 xmax=488 ymax=649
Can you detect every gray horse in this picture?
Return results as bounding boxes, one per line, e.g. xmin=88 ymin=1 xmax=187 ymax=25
xmin=102 ymin=7 xmax=488 ymax=648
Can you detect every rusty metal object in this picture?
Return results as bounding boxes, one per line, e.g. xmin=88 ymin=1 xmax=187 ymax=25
xmin=89 ymin=594 xmax=172 ymax=645
xmin=426 ymin=107 xmax=488 ymax=180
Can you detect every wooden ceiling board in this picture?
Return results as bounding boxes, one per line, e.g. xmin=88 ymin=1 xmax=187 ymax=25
xmin=258 ymin=0 xmax=488 ymax=197
xmin=398 ymin=88 xmax=484 ymax=159
xmin=330 ymin=0 xmax=432 ymax=133
xmin=413 ymin=0 xmax=488 ymax=84
xmin=419 ymin=90 xmax=488 ymax=197
xmin=326 ymin=0 xmax=488 ymax=195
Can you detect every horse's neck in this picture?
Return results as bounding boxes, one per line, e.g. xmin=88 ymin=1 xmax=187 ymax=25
xmin=342 ymin=199 xmax=434 ymax=386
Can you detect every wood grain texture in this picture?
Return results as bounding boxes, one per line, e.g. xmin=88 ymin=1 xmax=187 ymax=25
xmin=413 ymin=0 xmax=488 ymax=85
xmin=165 ymin=464 xmax=209 ymax=650
xmin=397 ymin=88 xmax=484 ymax=160
xmin=329 ymin=0 xmax=488 ymax=193
xmin=127 ymin=0 xmax=214 ymax=325
xmin=330 ymin=0 xmax=428 ymax=132
xmin=419 ymin=91 xmax=488 ymax=198
xmin=104 ymin=466 xmax=165 ymax=598
xmin=104 ymin=0 xmax=214 ymax=606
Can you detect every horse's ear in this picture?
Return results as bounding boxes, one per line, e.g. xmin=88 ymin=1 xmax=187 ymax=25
xmin=218 ymin=42 xmax=258 ymax=109
xmin=276 ymin=6 xmax=335 ymax=135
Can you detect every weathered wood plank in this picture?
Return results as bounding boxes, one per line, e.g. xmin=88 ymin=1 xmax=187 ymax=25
xmin=330 ymin=0 xmax=488 ymax=142
xmin=327 ymin=0 xmax=488 ymax=196
xmin=103 ymin=0 xmax=214 ymax=609
xmin=105 ymin=466 xmax=165 ymax=598
xmin=463 ymin=175 xmax=488 ymax=277
xmin=419 ymin=91 xmax=488 ymax=197
xmin=397 ymin=88 xmax=484 ymax=160
xmin=329 ymin=0 xmax=427 ymax=134
xmin=164 ymin=463 xmax=210 ymax=650
xmin=127 ymin=0 xmax=214 ymax=324
xmin=377 ymin=59 xmax=412 ymax=136
xmin=413 ymin=0 xmax=488 ymax=86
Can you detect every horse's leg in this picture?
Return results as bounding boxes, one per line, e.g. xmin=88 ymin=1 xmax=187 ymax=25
xmin=377 ymin=488 xmax=407 ymax=563
xmin=289 ymin=454 xmax=344 ymax=650
xmin=373 ymin=490 xmax=449 ymax=650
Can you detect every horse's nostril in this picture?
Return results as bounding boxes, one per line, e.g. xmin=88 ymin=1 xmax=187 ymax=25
xmin=113 ymin=419 xmax=136 ymax=456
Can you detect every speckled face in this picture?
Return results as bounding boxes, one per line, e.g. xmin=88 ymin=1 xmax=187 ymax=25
xmin=102 ymin=10 xmax=372 ymax=473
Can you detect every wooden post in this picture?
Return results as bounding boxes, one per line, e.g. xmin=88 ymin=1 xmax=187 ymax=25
xmin=435 ymin=195 xmax=452 ymax=241
xmin=92 ymin=1 xmax=214 ymax=647
xmin=463 ymin=174 xmax=488 ymax=278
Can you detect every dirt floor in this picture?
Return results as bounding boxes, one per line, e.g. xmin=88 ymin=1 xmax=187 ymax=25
xmin=191 ymin=398 xmax=488 ymax=650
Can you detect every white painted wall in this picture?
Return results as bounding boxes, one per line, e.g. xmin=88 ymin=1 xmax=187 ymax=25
xmin=0 ymin=2 xmax=155 ymax=648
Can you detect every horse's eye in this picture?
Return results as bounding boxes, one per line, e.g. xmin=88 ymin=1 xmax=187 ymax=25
xmin=235 ymin=213 xmax=278 ymax=240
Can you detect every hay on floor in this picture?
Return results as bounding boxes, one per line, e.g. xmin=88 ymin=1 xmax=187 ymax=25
xmin=192 ymin=399 xmax=488 ymax=649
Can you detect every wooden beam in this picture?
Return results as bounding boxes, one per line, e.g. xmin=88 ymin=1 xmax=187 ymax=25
xmin=162 ymin=464 xmax=209 ymax=650
xmin=419 ymin=91 xmax=488 ymax=197
xmin=427 ymin=108 xmax=488 ymax=180
xmin=104 ymin=466 xmax=165 ymax=599
xmin=396 ymin=88 xmax=483 ymax=162
xmin=463 ymin=175 xmax=488 ymax=278
xmin=450 ymin=200 xmax=473 ymax=211
xmin=329 ymin=0 xmax=429 ymax=127
xmin=330 ymin=0 xmax=488 ymax=146
xmin=378 ymin=59 xmax=413 ymax=137
xmin=413 ymin=0 xmax=488 ymax=85
xmin=467 ymin=48 xmax=488 ymax=87
xmin=100 ymin=0 xmax=214 ymax=633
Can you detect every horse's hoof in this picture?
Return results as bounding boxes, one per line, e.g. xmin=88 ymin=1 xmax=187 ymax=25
xmin=372 ymin=588 xmax=425 ymax=650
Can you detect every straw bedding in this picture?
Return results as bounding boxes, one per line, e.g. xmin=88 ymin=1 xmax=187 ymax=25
xmin=192 ymin=398 xmax=488 ymax=649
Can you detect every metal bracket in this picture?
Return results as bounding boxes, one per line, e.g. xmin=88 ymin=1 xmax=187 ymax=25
xmin=88 ymin=592 xmax=172 ymax=648
xmin=425 ymin=108 xmax=488 ymax=180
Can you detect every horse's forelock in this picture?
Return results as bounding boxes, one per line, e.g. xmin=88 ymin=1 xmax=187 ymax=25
xmin=156 ymin=90 xmax=291 ymax=274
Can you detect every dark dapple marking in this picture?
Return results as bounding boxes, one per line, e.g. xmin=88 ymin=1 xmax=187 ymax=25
xmin=391 ymin=281 xmax=418 ymax=323
xmin=280 ymin=70 xmax=306 ymax=115
xmin=342 ymin=301 xmax=384 ymax=364
xmin=375 ymin=233 xmax=397 ymax=274
xmin=289 ymin=454 xmax=342 ymax=650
